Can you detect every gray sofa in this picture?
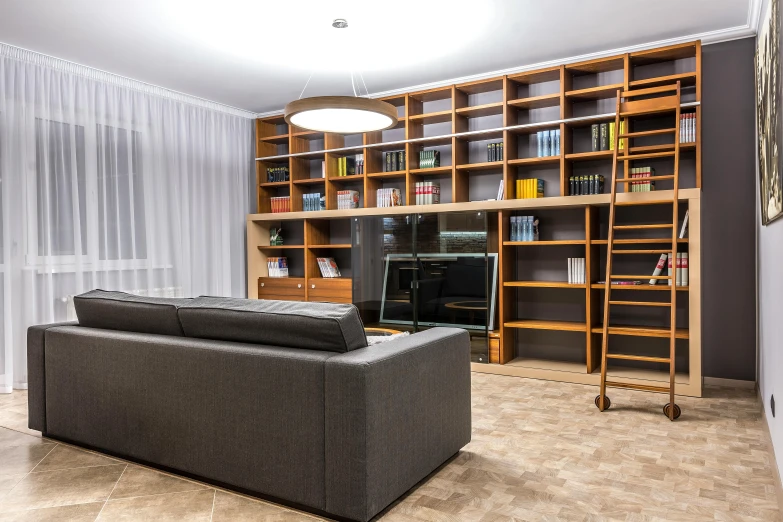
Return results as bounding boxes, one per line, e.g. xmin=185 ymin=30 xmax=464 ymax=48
xmin=27 ymin=290 xmax=471 ymax=522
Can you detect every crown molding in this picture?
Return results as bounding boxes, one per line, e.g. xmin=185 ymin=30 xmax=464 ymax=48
xmin=256 ymin=11 xmax=759 ymax=119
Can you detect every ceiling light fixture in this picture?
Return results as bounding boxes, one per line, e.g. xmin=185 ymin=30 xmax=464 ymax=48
xmin=284 ymin=19 xmax=398 ymax=134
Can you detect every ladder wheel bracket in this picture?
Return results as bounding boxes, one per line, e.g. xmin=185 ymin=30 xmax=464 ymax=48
xmin=663 ymin=403 xmax=681 ymax=420
xmin=595 ymin=395 xmax=611 ymax=411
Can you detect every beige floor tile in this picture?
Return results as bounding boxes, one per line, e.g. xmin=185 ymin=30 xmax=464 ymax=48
xmin=0 ymin=429 xmax=45 ymax=450
xmin=97 ymin=489 xmax=215 ymax=521
xmin=0 ymin=464 xmax=125 ymax=513
xmin=0 ymin=477 xmax=26 ymax=501
xmin=211 ymin=490 xmax=310 ymax=521
xmin=32 ymin=445 xmax=120 ymax=473
xmin=0 ymin=445 xmax=57 ymax=476
xmin=0 ymin=501 xmax=104 ymax=521
xmin=109 ymin=465 xmax=208 ymax=500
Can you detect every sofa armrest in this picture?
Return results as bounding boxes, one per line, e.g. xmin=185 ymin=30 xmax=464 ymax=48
xmin=27 ymin=321 xmax=79 ymax=432
xmin=324 ymin=327 xmax=471 ymax=521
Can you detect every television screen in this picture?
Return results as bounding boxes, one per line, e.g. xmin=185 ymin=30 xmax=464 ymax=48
xmin=380 ymin=253 xmax=497 ymax=330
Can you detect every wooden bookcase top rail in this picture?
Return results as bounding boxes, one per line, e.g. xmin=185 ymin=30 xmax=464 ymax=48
xmin=248 ymin=188 xmax=699 ymax=222
xmin=255 ymin=102 xmax=700 ymax=162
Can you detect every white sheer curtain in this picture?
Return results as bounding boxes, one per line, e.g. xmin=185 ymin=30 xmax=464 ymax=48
xmin=0 ymin=45 xmax=255 ymax=392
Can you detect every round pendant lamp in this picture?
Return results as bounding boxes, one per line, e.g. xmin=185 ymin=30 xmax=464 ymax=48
xmin=282 ymin=19 xmax=398 ymax=134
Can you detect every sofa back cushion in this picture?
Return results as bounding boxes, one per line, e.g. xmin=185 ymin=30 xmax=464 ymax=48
xmin=74 ymin=289 xmax=190 ymax=337
xmin=178 ymin=297 xmax=367 ymax=353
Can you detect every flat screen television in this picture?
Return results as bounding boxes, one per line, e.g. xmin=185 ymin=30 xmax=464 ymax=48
xmin=379 ymin=253 xmax=498 ymax=331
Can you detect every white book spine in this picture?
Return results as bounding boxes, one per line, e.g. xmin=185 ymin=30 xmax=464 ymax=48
xmin=676 ymin=252 xmax=683 ymax=286
xmin=668 ymin=255 xmax=673 ymax=286
xmin=681 ymin=252 xmax=689 ymax=286
xmin=650 ymin=254 xmax=667 ymax=285
xmin=679 ymin=209 xmax=689 ymax=238
xmin=568 ymin=258 xmax=573 ymax=284
xmin=579 ymin=258 xmax=585 ymax=285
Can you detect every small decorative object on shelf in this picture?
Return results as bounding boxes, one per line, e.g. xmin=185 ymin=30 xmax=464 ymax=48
xmin=267 ymin=257 xmax=289 ymax=278
xmin=415 ymin=181 xmax=440 ymax=205
xmin=267 ymin=166 xmax=290 ymax=183
xmin=510 ymin=215 xmax=539 ymax=242
xmin=567 ymin=258 xmax=585 ymax=285
xmin=487 ymin=142 xmax=504 ymax=162
xmin=418 ymin=149 xmax=440 ymax=168
xmin=337 ymin=190 xmax=360 ymax=210
xmin=271 ymin=196 xmax=290 ymax=213
xmin=356 ymin=154 xmax=364 ymax=174
xmin=384 ymin=151 xmax=405 ymax=172
xmin=269 ymin=228 xmax=283 ymax=246
xmin=568 ymin=175 xmax=604 ymax=196
xmin=536 ymin=130 xmax=560 ymax=157
xmin=516 ymin=178 xmax=544 ymax=199
xmin=377 ymin=188 xmax=402 ymax=207
xmin=303 ymin=193 xmax=324 ymax=212
xmin=316 ymin=257 xmax=341 ymax=277
xmin=680 ymin=112 xmax=696 ymax=143
xmin=630 ymin=167 xmax=655 ymax=192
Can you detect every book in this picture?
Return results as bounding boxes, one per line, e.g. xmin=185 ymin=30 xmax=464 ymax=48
xmin=599 ymin=123 xmax=609 ymax=151
xmin=337 ymin=190 xmax=360 ymax=210
xmin=591 ymin=124 xmax=599 ymax=152
xmin=499 ymin=142 xmax=504 ymax=161
xmin=650 ymin=254 xmax=668 ymax=285
xmin=267 ymin=257 xmax=289 ymax=278
xmin=668 ymin=255 xmax=673 ymax=286
xmin=544 ymin=130 xmax=552 ymax=157
xmin=618 ymin=120 xmax=626 ymax=150
xmin=609 ymin=122 xmax=615 ymax=151
xmin=496 ymin=179 xmax=504 ymax=201
xmin=676 ymin=252 xmax=683 ymax=286
xmin=681 ymin=252 xmax=689 ymax=286
xmin=537 ymin=132 xmax=543 ymax=157
xmin=554 ymin=129 xmax=560 ymax=156
xmin=679 ymin=210 xmax=690 ymax=238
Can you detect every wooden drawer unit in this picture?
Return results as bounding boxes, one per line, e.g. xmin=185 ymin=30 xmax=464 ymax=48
xmin=258 ymin=277 xmax=305 ymax=301
xmin=307 ymin=278 xmax=352 ymax=304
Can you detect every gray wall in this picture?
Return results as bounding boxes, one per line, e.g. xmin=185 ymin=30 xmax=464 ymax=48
xmin=701 ymin=38 xmax=758 ymax=380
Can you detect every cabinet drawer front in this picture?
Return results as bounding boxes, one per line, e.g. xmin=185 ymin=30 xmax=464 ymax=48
xmin=308 ymin=278 xmax=351 ymax=302
xmin=258 ymin=278 xmax=305 ymax=300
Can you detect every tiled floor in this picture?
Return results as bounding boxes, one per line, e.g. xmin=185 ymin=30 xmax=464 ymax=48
xmin=0 ymin=374 xmax=781 ymax=521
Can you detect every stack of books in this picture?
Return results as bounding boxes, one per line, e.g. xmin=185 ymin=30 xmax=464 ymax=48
xmin=336 ymin=157 xmax=357 ymax=177
xmin=267 ymin=166 xmax=289 ymax=183
xmin=270 ymin=196 xmax=290 ymax=213
xmin=680 ymin=113 xmax=696 ymax=143
xmin=629 ymin=167 xmax=655 ymax=192
xmin=316 ymin=257 xmax=341 ymax=278
xmin=516 ymin=179 xmax=544 ymax=199
xmin=385 ymin=151 xmax=405 ymax=172
xmin=487 ymin=142 xmax=504 ymax=162
xmin=569 ymin=175 xmax=605 ymax=195
xmin=415 ymin=182 xmax=440 ymax=205
xmin=337 ymin=190 xmax=360 ymax=210
xmin=567 ymin=258 xmax=585 ymax=284
xmin=267 ymin=257 xmax=289 ymax=278
xmin=418 ymin=150 xmax=440 ymax=169
xmin=302 ymin=193 xmax=323 ymax=211
xmin=376 ymin=188 xmax=402 ymax=207
xmin=591 ymin=122 xmax=625 ymax=151
xmin=509 ymin=216 xmax=539 ymax=242
xmin=356 ymin=154 xmax=364 ymax=174
xmin=649 ymin=211 xmax=690 ymax=286
xmin=535 ymin=130 xmax=560 ymax=157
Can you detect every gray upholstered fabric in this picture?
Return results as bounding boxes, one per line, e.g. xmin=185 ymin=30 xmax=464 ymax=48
xmin=324 ymin=327 xmax=472 ymax=521
xmin=178 ymin=296 xmax=367 ymax=353
xmin=73 ymin=289 xmax=190 ymax=336
xmin=43 ymin=325 xmax=333 ymax=510
xmin=26 ymin=321 xmax=78 ymax=432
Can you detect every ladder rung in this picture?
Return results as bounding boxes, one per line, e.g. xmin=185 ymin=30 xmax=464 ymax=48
xmin=612 ymin=238 xmax=679 ymax=244
xmin=608 ymin=301 xmax=672 ymax=307
xmin=621 ymin=85 xmax=679 ymax=98
xmin=611 ymin=249 xmax=672 ymax=255
xmin=613 ymin=224 xmax=673 ymax=230
xmin=610 ymin=275 xmax=671 ymax=280
xmin=618 ymin=128 xmax=676 ymax=139
xmin=616 ymin=175 xmax=675 ymax=183
xmin=615 ymin=200 xmax=674 ymax=207
xmin=616 ymin=151 xmax=677 ymax=161
xmin=606 ymin=354 xmax=671 ymax=362
xmin=605 ymin=381 xmax=671 ymax=393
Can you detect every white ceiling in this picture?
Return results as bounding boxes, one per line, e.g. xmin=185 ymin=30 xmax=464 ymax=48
xmin=0 ymin=0 xmax=761 ymax=114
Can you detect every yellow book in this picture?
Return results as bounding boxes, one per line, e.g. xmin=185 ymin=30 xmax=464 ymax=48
xmin=516 ymin=179 xmax=522 ymax=199
xmin=528 ymin=179 xmax=533 ymax=199
xmin=525 ymin=179 xmax=530 ymax=199
xmin=619 ymin=120 xmax=626 ymax=150
xmin=609 ymin=122 xmax=615 ymax=151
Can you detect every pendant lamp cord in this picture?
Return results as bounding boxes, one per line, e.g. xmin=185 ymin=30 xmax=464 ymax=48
xmin=298 ymin=72 xmax=314 ymax=100
xmin=350 ymin=71 xmax=358 ymax=97
xmin=358 ymin=70 xmax=370 ymax=98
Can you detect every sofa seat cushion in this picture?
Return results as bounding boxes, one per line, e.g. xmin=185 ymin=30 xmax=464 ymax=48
xmin=178 ymin=297 xmax=367 ymax=353
xmin=74 ymin=289 xmax=190 ymax=337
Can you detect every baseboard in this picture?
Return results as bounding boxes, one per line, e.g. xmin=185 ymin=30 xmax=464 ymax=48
xmin=703 ymin=377 xmax=757 ymax=389
xmin=760 ymin=404 xmax=783 ymax=515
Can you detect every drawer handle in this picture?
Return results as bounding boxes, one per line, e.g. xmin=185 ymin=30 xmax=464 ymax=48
xmin=311 ymin=284 xmax=316 ymax=289
xmin=298 ymin=284 xmax=302 ymax=289
xmin=260 ymin=283 xmax=265 ymax=287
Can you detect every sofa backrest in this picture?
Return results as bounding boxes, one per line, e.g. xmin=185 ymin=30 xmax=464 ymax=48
xmin=177 ymin=297 xmax=368 ymax=353
xmin=74 ymin=289 xmax=190 ymax=336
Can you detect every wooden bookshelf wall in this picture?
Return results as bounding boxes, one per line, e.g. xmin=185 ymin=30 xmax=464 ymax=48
xmin=255 ymin=41 xmax=701 ymax=213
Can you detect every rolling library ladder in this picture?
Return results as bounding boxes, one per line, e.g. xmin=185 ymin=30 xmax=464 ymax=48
xmin=596 ymin=82 xmax=684 ymax=421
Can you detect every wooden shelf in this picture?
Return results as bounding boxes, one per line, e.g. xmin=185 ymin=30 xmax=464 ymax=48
xmin=503 ymin=240 xmax=585 ymax=246
xmin=290 ymin=130 xmax=324 ymax=140
xmin=591 ymin=325 xmax=689 ymax=339
xmin=565 ymin=83 xmax=624 ymax=100
xmin=259 ymin=134 xmax=289 ymax=144
xmin=258 ymin=245 xmax=304 ymax=250
xmin=508 ymin=156 xmax=560 ymax=166
xmin=409 ymin=111 xmax=452 ymax=125
xmin=508 ymin=93 xmax=560 ymax=110
xmin=506 ymin=357 xmax=586 ymax=374
xmin=367 ymin=171 xmax=406 ymax=179
xmin=456 ymin=102 xmax=504 ymax=118
xmin=259 ymin=181 xmax=290 ymax=188
xmin=293 ymin=178 xmax=325 ymax=185
xmin=505 ymin=281 xmax=586 ymax=289
xmin=565 ymin=150 xmax=614 ymax=161
xmin=508 ymin=67 xmax=561 ymax=84
xmin=591 ymin=238 xmax=688 ymax=245
xmin=409 ymin=166 xmax=452 ymax=176
xmin=566 ymin=56 xmax=625 ymax=74
xmin=456 ymin=161 xmax=503 ymax=172
xmin=505 ymin=320 xmax=587 ymax=332
xmin=629 ymin=72 xmax=697 ymax=89
xmin=329 ymin=175 xmax=364 ymax=183
xmin=308 ymin=244 xmax=351 ymax=249
xmin=591 ymin=284 xmax=689 ymax=291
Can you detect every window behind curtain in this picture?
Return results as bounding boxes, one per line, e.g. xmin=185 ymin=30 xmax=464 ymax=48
xmin=35 ymin=119 xmax=87 ymax=257
xmin=96 ymin=125 xmax=147 ymax=260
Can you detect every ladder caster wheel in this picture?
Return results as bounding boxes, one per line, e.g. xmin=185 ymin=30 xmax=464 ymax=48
xmin=663 ymin=403 xmax=681 ymax=420
xmin=595 ymin=395 xmax=611 ymax=410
